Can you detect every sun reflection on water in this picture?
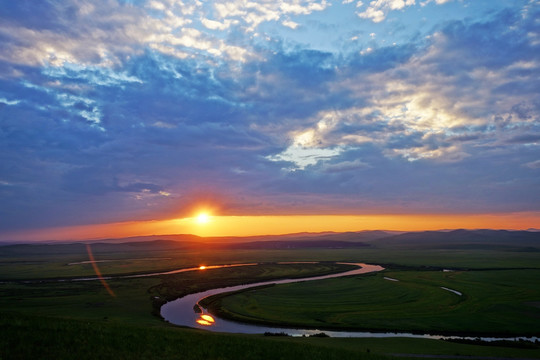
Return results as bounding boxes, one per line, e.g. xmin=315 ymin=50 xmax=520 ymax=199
xmin=201 ymin=314 xmax=214 ymax=323
xmin=196 ymin=319 xmax=212 ymax=326
xmin=196 ymin=313 xmax=215 ymax=326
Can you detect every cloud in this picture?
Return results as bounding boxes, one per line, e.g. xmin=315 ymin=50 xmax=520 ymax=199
xmin=18 ymin=79 xmax=104 ymax=130
xmin=0 ymin=98 xmax=21 ymax=106
xmin=321 ymin=159 xmax=371 ymax=173
xmin=267 ymin=145 xmax=345 ymax=170
xmin=0 ymin=0 xmax=252 ymax=68
xmin=209 ymin=0 xmax=329 ymax=31
xmin=345 ymin=8 xmax=538 ymax=162
xmin=267 ymin=4 xmax=540 ymax=174
xmin=201 ymin=18 xmax=235 ymax=31
xmin=1 ymin=1 xmax=539 ymax=234
xmin=43 ymin=63 xmax=143 ymax=87
xmin=357 ymin=0 xmax=455 ymax=23
xmin=282 ymin=20 xmax=300 ymax=29
xmin=506 ymin=134 xmax=540 ymax=145
xmin=523 ymin=160 xmax=540 ymax=169
xmin=357 ymin=0 xmax=416 ymax=23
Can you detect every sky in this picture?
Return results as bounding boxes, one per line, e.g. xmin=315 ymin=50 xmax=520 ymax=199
xmin=0 ymin=0 xmax=539 ymax=241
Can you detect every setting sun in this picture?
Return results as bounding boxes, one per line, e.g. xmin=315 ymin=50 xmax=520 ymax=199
xmin=196 ymin=212 xmax=210 ymax=224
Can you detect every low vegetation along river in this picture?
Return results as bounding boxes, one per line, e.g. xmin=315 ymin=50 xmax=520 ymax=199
xmin=160 ymin=263 xmax=537 ymax=341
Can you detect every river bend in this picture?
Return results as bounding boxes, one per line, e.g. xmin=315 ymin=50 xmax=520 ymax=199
xmin=160 ymin=262 xmax=538 ymax=342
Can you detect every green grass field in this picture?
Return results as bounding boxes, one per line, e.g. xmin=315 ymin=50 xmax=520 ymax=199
xmin=3 ymin=244 xmax=540 ymax=281
xmin=1 ymin=239 xmax=540 ymax=359
xmin=0 ymin=262 xmax=354 ymax=324
xmin=3 ymin=312 xmax=540 ymax=360
xmin=205 ymin=269 xmax=540 ymax=336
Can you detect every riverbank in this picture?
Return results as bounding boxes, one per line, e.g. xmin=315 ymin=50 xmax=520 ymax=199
xmin=194 ymin=268 xmax=540 ymax=338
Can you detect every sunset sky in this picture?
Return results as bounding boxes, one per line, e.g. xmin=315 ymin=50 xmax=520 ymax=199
xmin=1 ymin=1 xmax=539 ymax=241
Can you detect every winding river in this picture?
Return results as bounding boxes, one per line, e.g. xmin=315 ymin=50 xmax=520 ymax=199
xmin=161 ymin=263 xmax=392 ymax=337
xmin=53 ymin=261 xmax=537 ymax=341
xmin=160 ymin=263 xmax=538 ymax=341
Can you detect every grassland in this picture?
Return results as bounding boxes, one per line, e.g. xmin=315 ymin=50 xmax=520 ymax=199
xmin=0 ymin=312 xmax=386 ymax=360
xmin=4 ymin=312 xmax=540 ymax=360
xmin=0 ymin=262 xmax=354 ymax=324
xmin=1 ymin=234 xmax=540 ymax=359
xmin=3 ymin=242 xmax=540 ymax=281
xmin=204 ymin=269 xmax=540 ymax=336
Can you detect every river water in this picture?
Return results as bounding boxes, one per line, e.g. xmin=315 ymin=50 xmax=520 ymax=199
xmin=160 ymin=263 xmax=539 ymax=341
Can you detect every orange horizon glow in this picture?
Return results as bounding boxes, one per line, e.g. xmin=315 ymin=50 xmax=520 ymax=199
xmin=1 ymin=212 xmax=539 ymax=242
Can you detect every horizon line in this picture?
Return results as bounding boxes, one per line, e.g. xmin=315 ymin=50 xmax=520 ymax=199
xmin=1 ymin=224 xmax=539 ymax=245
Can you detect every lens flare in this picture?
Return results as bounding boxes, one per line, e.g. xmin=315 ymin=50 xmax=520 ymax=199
xmin=86 ymin=244 xmax=116 ymax=297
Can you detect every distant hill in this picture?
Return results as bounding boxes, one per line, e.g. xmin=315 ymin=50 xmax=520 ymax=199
xmin=92 ymin=230 xmax=393 ymax=244
xmin=1 ymin=229 xmax=539 ymax=255
xmin=0 ymin=240 xmax=198 ymax=257
xmin=372 ymin=229 xmax=540 ymax=251
xmin=213 ymin=240 xmax=370 ymax=250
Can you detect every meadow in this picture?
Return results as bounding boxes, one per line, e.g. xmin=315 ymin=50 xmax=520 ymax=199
xmin=204 ymin=269 xmax=540 ymax=336
xmin=1 ymin=233 xmax=540 ymax=359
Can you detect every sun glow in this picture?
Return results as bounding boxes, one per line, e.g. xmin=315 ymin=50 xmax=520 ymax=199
xmin=196 ymin=212 xmax=210 ymax=224
xmin=2 ymin=212 xmax=540 ymax=242
xmin=199 ymin=265 xmax=206 ymax=270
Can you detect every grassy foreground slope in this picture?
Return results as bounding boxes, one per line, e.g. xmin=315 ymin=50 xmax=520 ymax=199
xmin=3 ymin=313 xmax=540 ymax=360
xmin=0 ymin=313 xmax=384 ymax=360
